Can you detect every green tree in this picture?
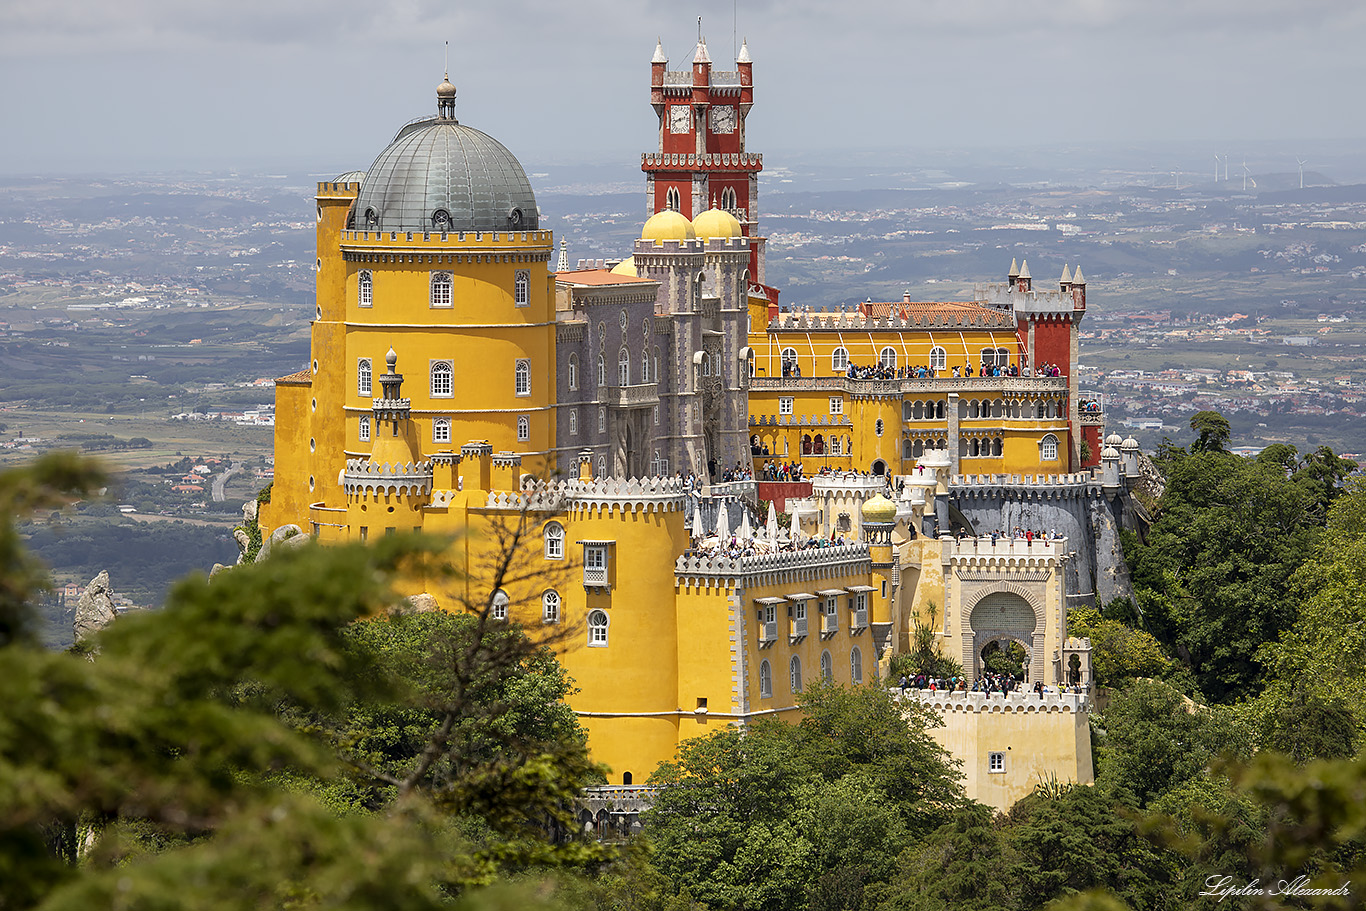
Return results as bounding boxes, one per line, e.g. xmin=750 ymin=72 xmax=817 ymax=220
xmin=644 ymin=683 xmax=961 ymax=911
xmin=1188 ymin=410 xmax=1231 ymax=453
xmin=1065 ymin=605 xmax=1171 ymax=687
xmin=1095 ymin=680 xmax=1250 ymax=808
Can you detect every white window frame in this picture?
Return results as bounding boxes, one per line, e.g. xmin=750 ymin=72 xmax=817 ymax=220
xmin=781 ymin=347 xmax=798 ymax=371
xmin=880 ymin=346 xmax=897 ymax=369
xmin=853 ymin=592 xmax=869 ymax=630
xmin=597 ymin=354 xmax=606 ymax=388
xmin=583 ymin=543 xmax=610 ymax=588
xmin=569 ymin=410 xmax=578 ymax=436
xmin=430 ymin=271 xmax=453 ymax=308
xmin=544 ymin=522 xmax=564 ymax=560
xmin=357 ymin=269 xmax=373 ymax=308
xmin=491 ymin=589 xmax=509 ymax=621
xmin=432 ymin=418 xmax=451 ymax=444
xmin=541 ymin=589 xmax=560 ymax=624
xmin=779 ymin=397 xmax=794 ymax=416
xmin=515 ymin=359 xmax=531 ymax=396
xmin=831 ymin=347 xmax=848 ymax=373
xmin=587 ymin=609 xmax=609 ymax=646
xmin=823 ymin=597 xmax=838 ymax=633
xmin=989 ymin=751 xmax=1006 ymax=774
xmin=1041 ymin=433 xmax=1059 ymax=462
xmin=618 ymin=347 xmax=630 ymax=386
xmin=829 ymin=397 xmax=844 ymax=416
xmin=929 ymin=346 xmax=947 ymax=370
xmin=567 ymin=354 xmax=579 ymax=391
xmin=359 ymin=415 xmax=371 ymax=442
xmin=759 ymin=659 xmax=772 ymax=698
xmin=791 ymin=600 xmax=808 ymax=638
xmin=851 ymin=647 xmax=863 ymax=684
xmin=357 ymin=358 xmax=372 ymax=396
xmin=430 ymin=360 xmax=453 ymax=398
xmin=517 ymin=415 xmax=530 ymax=442
xmin=820 ymin=650 xmax=833 ymax=682
xmin=598 ymin=408 xmax=606 ymax=434
xmin=641 ymin=349 xmax=651 ymax=383
xmin=514 ymin=269 xmax=530 ymax=307
xmin=789 ymin=655 xmax=803 ymax=694
xmin=760 ymin=604 xmax=778 ymax=642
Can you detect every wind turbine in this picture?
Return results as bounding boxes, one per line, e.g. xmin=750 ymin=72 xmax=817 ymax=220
xmin=1214 ymin=154 xmax=1220 ymax=183
xmin=1297 ymin=157 xmax=1308 ymax=190
xmin=1223 ymin=155 xmax=1229 ymax=182
xmin=1242 ymin=161 xmax=1256 ymax=192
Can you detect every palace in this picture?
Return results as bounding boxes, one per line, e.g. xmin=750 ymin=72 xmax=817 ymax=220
xmin=256 ymin=38 xmax=1143 ymax=809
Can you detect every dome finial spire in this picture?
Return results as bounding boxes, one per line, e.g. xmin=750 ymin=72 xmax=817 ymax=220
xmin=436 ymin=43 xmax=457 ymax=120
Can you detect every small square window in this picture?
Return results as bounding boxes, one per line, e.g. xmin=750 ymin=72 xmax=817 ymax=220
xmin=430 ymin=271 xmax=453 ymax=308
xmin=583 ymin=543 xmax=610 ymax=588
xmin=517 ymin=415 xmax=530 ymax=442
xmin=829 ymin=397 xmax=844 ymax=415
xmin=989 ymin=751 xmax=1006 ymax=773
xmin=779 ymin=397 xmax=793 ymax=415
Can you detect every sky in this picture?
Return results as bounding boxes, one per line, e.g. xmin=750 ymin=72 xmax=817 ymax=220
xmin=3 ymin=0 xmax=1365 ymax=176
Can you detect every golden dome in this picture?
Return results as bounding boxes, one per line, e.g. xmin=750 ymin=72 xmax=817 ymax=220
xmin=692 ymin=205 xmax=742 ymax=240
xmin=610 ymin=256 xmax=638 ymax=277
xmin=862 ymin=493 xmax=898 ymax=523
xmin=641 ymin=209 xmax=695 ymax=243
xmin=437 ymin=74 xmax=457 ymax=98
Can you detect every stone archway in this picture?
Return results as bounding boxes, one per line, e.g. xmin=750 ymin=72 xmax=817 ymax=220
xmin=967 ymin=590 xmax=1042 ymax=682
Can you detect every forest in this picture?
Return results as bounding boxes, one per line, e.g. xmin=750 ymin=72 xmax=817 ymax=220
xmin=5 ymin=417 xmax=1366 ymax=911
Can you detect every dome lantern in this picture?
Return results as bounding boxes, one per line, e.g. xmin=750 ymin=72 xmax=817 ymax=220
xmin=436 ymin=73 xmax=457 ymax=120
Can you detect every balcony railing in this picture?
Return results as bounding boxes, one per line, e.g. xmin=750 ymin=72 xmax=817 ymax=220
xmin=751 ymin=375 xmax=1068 ymax=396
xmin=606 ymin=383 xmax=659 ymax=408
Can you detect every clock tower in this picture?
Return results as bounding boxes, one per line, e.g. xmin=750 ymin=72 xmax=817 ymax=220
xmin=644 ymin=36 xmax=767 ymax=284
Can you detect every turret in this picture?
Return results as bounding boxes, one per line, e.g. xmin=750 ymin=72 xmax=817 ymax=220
xmin=1008 ymin=257 xmax=1020 ymax=284
xmin=692 ymin=36 xmax=711 ymax=98
xmin=1016 ymin=259 xmax=1033 ymax=293
xmin=1120 ymin=436 xmax=1140 ymax=482
xmin=1070 ymin=265 xmax=1087 ymax=309
xmin=1101 ymin=433 xmax=1122 ymax=494
xmin=1059 ymin=263 xmax=1072 ymax=292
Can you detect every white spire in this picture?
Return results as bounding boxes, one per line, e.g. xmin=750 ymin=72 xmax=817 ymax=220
xmin=694 ymin=37 xmax=710 ymax=64
xmin=652 ymin=38 xmax=667 ymax=64
xmin=737 ymin=37 xmax=751 ymax=63
xmin=557 ymin=238 xmax=568 ymax=273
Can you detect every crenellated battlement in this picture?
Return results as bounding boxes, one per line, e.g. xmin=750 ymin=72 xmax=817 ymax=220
xmin=950 ymin=472 xmax=1105 ymax=501
xmin=675 ymin=542 xmax=870 ymax=586
xmin=481 ymin=476 xmax=691 ymax=515
xmin=641 ymin=152 xmax=763 ymax=170
xmin=947 ymin=535 xmax=1069 ymax=568
xmin=896 ymin=688 xmax=1089 ymax=714
xmin=342 ymin=458 xmax=434 ymax=496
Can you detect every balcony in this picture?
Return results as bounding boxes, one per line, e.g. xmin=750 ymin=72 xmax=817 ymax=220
xmin=751 ymin=375 xmax=1068 ymax=397
xmin=606 ymin=383 xmax=659 ymax=408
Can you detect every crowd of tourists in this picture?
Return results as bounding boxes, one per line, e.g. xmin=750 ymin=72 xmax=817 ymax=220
xmin=759 ymin=461 xmax=804 ymax=481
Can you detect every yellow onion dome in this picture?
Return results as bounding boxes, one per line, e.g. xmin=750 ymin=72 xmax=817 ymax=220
xmin=609 ymin=256 xmax=638 ymax=277
xmin=861 ymin=493 xmax=898 ymax=523
xmin=692 ymin=205 xmax=742 ymax=240
xmin=641 ymin=209 xmax=695 ymax=243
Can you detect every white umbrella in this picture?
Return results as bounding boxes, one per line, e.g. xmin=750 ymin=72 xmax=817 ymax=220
xmin=691 ymin=502 xmax=704 ymax=541
xmin=766 ymin=501 xmax=779 ymax=542
xmin=715 ymin=501 xmax=729 ymax=538
xmin=739 ymin=508 xmax=753 ymax=540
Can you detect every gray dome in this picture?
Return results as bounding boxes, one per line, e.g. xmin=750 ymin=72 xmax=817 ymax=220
xmin=334 ymin=170 xmax=367 ymax=184
xmin=354 ymin=118 xmax=538 ymax=234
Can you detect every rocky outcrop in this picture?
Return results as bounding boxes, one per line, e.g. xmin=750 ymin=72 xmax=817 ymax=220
xmin=257 ymin=524 xmax=306 ymax=562
xmin=73 ymin=571 xmax=117 ymax=644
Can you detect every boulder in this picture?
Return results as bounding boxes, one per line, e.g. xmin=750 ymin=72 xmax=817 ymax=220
xmin=73 ymin=571 xmax=117 ymax=644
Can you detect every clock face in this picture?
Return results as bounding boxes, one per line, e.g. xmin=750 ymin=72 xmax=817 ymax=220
xmin=709 ymin=105 xmax=736 ymax=134
xmin=669 ymin=105 xmax=692 ymax=134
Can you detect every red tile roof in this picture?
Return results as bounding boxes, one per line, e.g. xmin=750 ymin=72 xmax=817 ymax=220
xmin=275 ymin=369 xmax=312 ymax=385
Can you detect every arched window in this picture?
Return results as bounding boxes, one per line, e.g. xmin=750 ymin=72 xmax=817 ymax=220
xmin=568 ymin=410 xmax=578 ymax=436
xmin=980 ymin=347 xmax=997 ymax=368
xmin=820 ymin=650 xmax=833 ymax=682
xmin=880 ymin=346 xmax=897 ymax=369
xmin=542 ymin=590 xmax=560 ymax=623
xmin=514 ymin=270 xmax=529 ymax=307
xmin=364 ymin=207 xmax=378 ymax=230
xmin=781 ymin=347 xmax=798 ymax=374
xmin=433 ymin=418 xmax=451 ymax=444
xmin=544 ymin=522 xmax=564 ymax=560
xmin=1041 ymin=433 xmax=1059 ymax=462
xmin=721 ymin=187 xmax=737 ymax=211
xmin=491 ymin=590 xmax=509 ymax=621
xmin=515 ymin=359 xmax=530 ymax=396
xmin=913 ymin=439 xmax=924 ymax=458
xmin=430 ymin=271 xmax=453 ymax=308
xmin=430 ymin=361 xmax=453 ymax=398
xmin=618 ymin=347 xmax=630 ymax=385
xmin=665 ymin=186 xmax=681 ymax=211
xmin=851 ymin=647 xmax=863 ymax=684
xmin=759 ymin=659 xmax=772 ymax=698
xmin=641 ymin=349 xmax=651 ymax=383
xmin=598 ymin=407 xmax=606 ymax=434
xmin=993 ymin=437 xmax=1003 ymax=457
xmin=790 ymin=655 xmax=803 ymax=694
xmin=929 ymin=346 xmax=946 ymax=370
xmin=517 ymin=415 xmax=530 ymax=442
xmin=357 ymin=270 xmax=373 ymax=308
xmin=654 ymin=347 xmax=661 ymax=386
xmin=567 ymin=354 xmax=579 ymax=390
xmin=902 ymin=439 xmax=913 ymax=459
xmin=700 ymin=351 xmax=711 ymax=376
xmin=359 ymin=415 xmax=371 ymax=442
xmin=996 ymin=347 xmax=1010 ymax=365
xmin=912 ymin=401 xmax=924 ymax=421
xmin=587 ymin=609 xmax=609 ymax=646
xmin=357 ymin=358 xmax=372 ymax=396
xmin=832 ymin=347 xmax=849 ymax=373
xmin=597 ymin=354 xmax=606 ymax=388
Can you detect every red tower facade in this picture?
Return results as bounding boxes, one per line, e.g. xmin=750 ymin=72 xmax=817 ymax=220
xmin=643 ymin=37 xmax=766 ymax=282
